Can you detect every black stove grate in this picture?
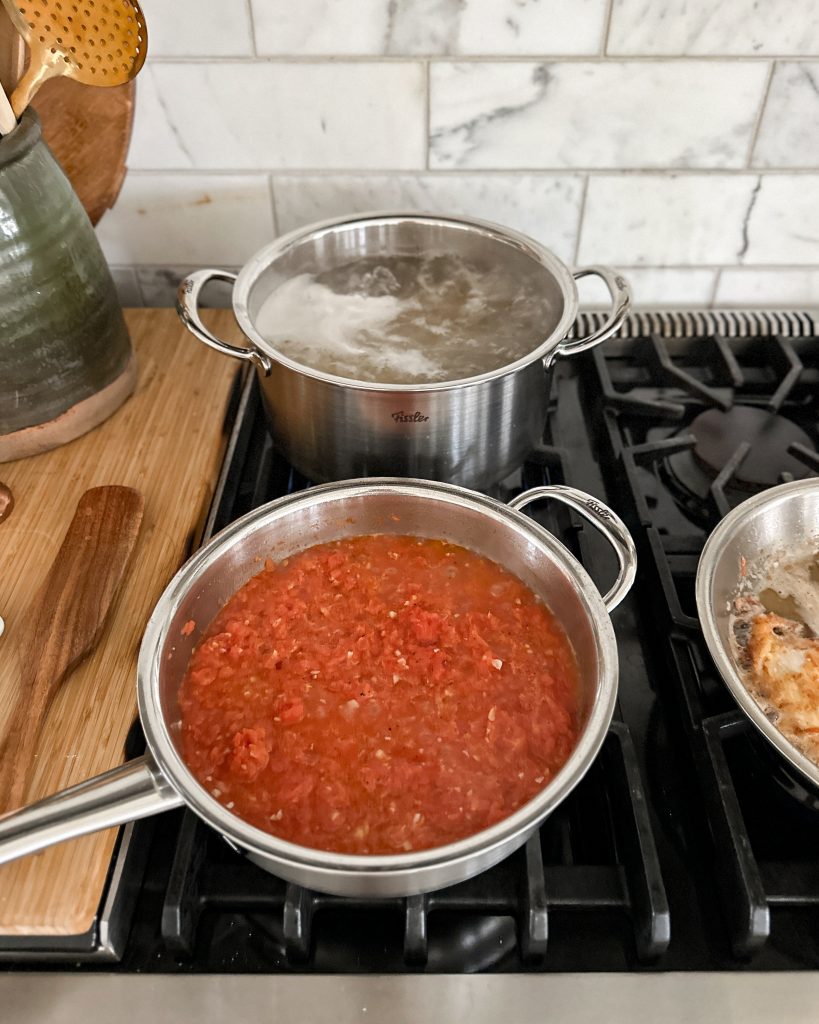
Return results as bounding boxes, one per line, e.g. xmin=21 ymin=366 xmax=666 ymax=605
xmin=152 ymin=374 xmax=670 ymax=973
xmin=594 ymin=336 xmax=819 ymax=529
xmin=593 ymin=326 xmax=819 ymax=958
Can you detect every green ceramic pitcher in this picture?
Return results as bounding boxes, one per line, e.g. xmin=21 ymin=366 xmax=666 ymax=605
xmin=0 ymin=109 xmax=135 ymax=462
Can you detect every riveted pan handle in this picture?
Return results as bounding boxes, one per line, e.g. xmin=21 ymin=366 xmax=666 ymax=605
xmin=508 ymin=484 xmax=637 ymax=612
xmin=547 ymin=266 xmax=631 ymax=367
xmin=177 ymin=269 xmax=272 ymax=375
xmin=0 ymin=755 xmax=182 ymax=866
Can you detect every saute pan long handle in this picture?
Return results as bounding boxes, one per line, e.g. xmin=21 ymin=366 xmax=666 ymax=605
xmin=548 ymin=266 xmax=631 ymax=365
xmin=177 ymin=269 xmax=272 ymax=375
xmin=0 ymin=755 xmax=182 ymax=866
xmin=508 ymin=485 xmax=637 ymax=612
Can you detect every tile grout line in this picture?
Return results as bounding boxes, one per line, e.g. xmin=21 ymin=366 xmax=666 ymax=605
xmin=244 ymin=0 xmax=259 ymax=57
xmin=142 ymin=54 xmax=819 ymax=64
xmin=132 ymin=266 xmax=148 ymax=308
xmin=744 ymin=60 xmax=776 ymax=168
xmin=573 ymin=175 xmax=590 ymax=265
xmin=268 ymin=173 xmax=279 ymax=236
xmin=121 ymin=166 xmax=819 ymax=177
xmin=709 ymin=269 xmax=723 ymax=306
xmin=601 ymin=0 xmax=615 ymax=57
xmin=424 ymin=60 xmax=431 ymax=172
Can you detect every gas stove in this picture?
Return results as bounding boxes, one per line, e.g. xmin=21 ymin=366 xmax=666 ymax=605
xmin=4 ymin=310 xmax=819 ymax=1016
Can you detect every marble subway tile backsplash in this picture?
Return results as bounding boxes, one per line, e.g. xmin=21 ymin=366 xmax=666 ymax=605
xmin=138 ymin=0 xmax=253 ymax=58
xmin=607 ymin=0 xmax=819 ymax=56
xmin=742 ymin=176 xmax=819 ymax=265
xmin=273 ymin=174 xmax=584 ymax=263
xmin=96 ymin=174 xmax=275 ymax=266
xmin=250 ymin=0 xmax=608 ymax=57
xmin=716 ymin=269 xmax=819 ymax=307
xmin=614 ymin=269 xmax=717 ymax=308
xmin=752 ymin=63 xmax=819 ymax=168
xmin=577 ymin=176 xmax=757 ymax=266
xmin=109 ymin=266 xmax=143 ymax=308
xmin=100 ymin=1 xmax=819 ymax=309
xmin=429 ymin=61 xmax=767 ymax=169
xmin=129 ymin=62 xmax=426 ymax=171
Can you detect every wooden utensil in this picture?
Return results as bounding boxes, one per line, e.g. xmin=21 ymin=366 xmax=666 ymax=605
xmin=0 ymin=79 xmax=14 ymax=133
xmin=1 ymin=0 xmax=147 ymax=118
xmin=0 ymin=310 xmax=238 ymax=939
xmin=0 ymin=3 xmax=24 ymax=94
xmin=0 ymin=485 xmax=143 ymax=812
xmin=0 ymin=480 xmax=12 ymax=522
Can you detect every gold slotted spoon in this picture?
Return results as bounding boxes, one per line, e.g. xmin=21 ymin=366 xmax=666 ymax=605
xmin=2 ymin=0 xmax=147 ymax=118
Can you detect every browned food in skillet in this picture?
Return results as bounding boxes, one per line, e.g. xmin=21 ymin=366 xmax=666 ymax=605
xmin=741 ymin=606 xmax=819 ymax=763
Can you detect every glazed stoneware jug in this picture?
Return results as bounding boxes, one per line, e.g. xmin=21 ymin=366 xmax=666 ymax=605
xmin=0 ymin=109 xmax=135 ymax=462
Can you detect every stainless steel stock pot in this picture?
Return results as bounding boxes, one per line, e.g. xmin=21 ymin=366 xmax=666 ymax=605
xmin=0 ymin=479 xmax=636 ymax=897
xmin=177 ymin=213 xmax=631 ymax=490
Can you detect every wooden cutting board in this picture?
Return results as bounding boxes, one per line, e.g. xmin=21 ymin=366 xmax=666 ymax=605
xmin=0 ymin=308 xmax=242 ymax=936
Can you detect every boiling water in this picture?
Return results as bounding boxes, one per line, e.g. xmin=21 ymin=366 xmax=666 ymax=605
xmin=254 ymin=253 xmax=554 ymax=384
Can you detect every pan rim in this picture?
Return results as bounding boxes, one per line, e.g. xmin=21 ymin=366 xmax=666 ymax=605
xmin=137 ymin=477 xmax=620 ymax=878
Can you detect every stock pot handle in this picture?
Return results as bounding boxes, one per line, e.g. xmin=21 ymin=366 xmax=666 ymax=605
xmin=0 ymin=755 xmax=182 ymax=867
xmin=508 ymin=484 xmax=637 ymax=612
xmin=549 ymin=266 xmax=631 ymax=365
xmin=177 ymin=269 xmax=272 ymax=376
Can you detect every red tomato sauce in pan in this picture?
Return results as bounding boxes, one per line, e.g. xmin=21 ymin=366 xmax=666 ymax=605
xmin=179 ymin=535 xmax=581 ymax=855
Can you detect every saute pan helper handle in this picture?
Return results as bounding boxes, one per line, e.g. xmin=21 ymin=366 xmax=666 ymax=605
xmin=0 ymin=755 xmax=182 ymax=866
xmin=546 ymin=266 xmax=631 ymax=367
xmin=508 ymin=485 xmax=637 ymax=612
xmin=177 ymin=269 xmax=272 ymax=375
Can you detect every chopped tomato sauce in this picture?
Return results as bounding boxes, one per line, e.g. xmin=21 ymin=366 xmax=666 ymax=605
xmin=179 ymin=535 xmax=581 ymax=855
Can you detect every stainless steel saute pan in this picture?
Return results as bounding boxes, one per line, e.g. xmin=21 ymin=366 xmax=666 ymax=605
xmin=0 ymin=479 xmax=636 ymax=897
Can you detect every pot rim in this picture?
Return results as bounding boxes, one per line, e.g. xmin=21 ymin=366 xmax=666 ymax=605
xmin=695 ymin=477 xmax=819 ymax=791
xmin=230 ymin=211 xmax=580 ymax=393
xmin=137 ymin=477 xmax=619 ymax=876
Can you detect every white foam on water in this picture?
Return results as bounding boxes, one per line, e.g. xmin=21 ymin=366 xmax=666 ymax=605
xmin=254 ymin=253 xmax=552 ymax=385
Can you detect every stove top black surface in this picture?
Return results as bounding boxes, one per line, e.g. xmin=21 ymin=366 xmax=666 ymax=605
xmin=591 ymin=322 xmax=819 ymax=963
xmin=6 ymin=309 xmax=819 ymax=974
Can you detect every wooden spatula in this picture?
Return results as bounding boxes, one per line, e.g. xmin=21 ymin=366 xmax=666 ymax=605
xmin=0 ymin=485 xmax=143 ymax=812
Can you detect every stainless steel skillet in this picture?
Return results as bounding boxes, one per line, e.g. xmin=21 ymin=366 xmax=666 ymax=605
xmin=696 ymin=478 xmax=819 ymax=790
xmin=0 ymin=478 xmax=636 ymax=897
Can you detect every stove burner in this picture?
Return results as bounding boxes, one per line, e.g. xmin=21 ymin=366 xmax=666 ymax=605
xmin=689 ymin=407 xmax=815 ymax=490
xmin=661 ymin=406 xmax=817 ymax=526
